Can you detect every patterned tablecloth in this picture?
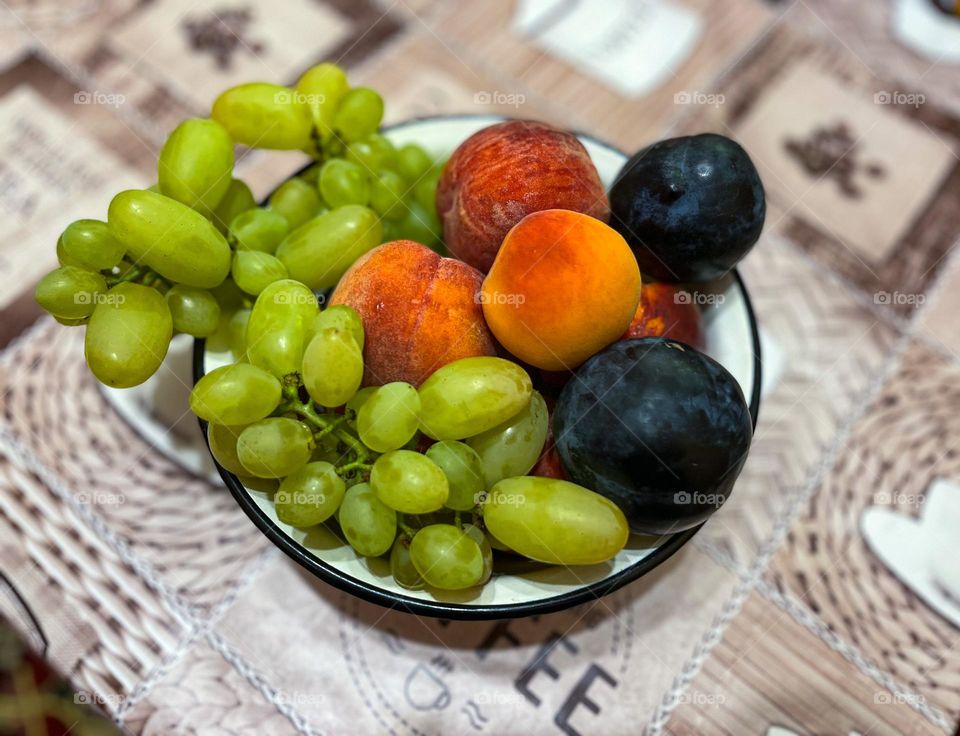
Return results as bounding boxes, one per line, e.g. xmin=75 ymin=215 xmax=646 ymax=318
xmin=0 ymin=1 xmax=958 ymax=734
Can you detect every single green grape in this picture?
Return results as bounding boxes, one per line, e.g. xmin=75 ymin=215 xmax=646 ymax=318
xmin=381 ymin=219 xmax=403 ymax=243
xmin=482 ymin=476 xmax=629 ymax=565
xmin=425 ymin=441 xmax=485 ymax=511
xmin=462 ymin=523 xmax=493 ymax=585
xmin=210 ymin=278 xmax=247 ymax=311
xmin=207 ymin=423 xmax=248 ymax=476
xmin=275 ymin=205 xmax=381 ymax=290
xmin=397 ymin=200 xmax=442 ymax=249
xmin=319 ymin=159 xmax=371 ymax=207
xmin=409 ymin=524 xmax=484 ymax=590
xmin=84 ymin=283 xmax=172 ymax=388
xmin=165 ymin=285 xmax=220 ymax=337
xmin=301 ymin=327 xmax=363 ymax=407
xmin=309 ymin=304 xmax=364 ymax=350
xmin=246 ymin=279 xmax=319 ymax=378
xmin=275 ymin=461 xmax=346 ymax=527
xmin=369 ymin=170 xmax=407 ymax=221
xmin=231 ymin=250 xmax=289 ymax=296
xmin=414 ymin=167 xmax=442 ymax=213
xmin=227 ymin=308 xmax=250 ymax=360
xmin=357 ymin=382 xmax=420 ymax=453
xmin=339 ymin=482 xmax=396 ymax=557
xmin=396 ymin=143 xmax=433 ymax=182
xmin=366 ymin=133 xmax=397 ymax=169
xmin=228 ymin=208 xmax=289 ymax=253
xmin=108 ymin=190 xmax=231 ymax=288
xmin=237 ymin=417 xmax=313 ymax=478
xmin=212 ymin=83 xmax=313 ymax=150
xmin=295 ymin=62 xmax=348 ymax=143
xmin=157 ymin=118 xmax=234 ymax=213
xmin=467 ymin=390 xmax=548 ymax=488
xmin=60 ymin=219 xmax=125 ymax=271
xmin=190 ymin=363 xmax=281 ymax=425
xmin=390 ymin=536 xmax=425 ymax=590
xmin=268 ymin=178 xmax=323 ymax=230
xmin=34 ymin=266 xmax=107 ymax=321
xmin=333 ymin=88 xmax=384 ymax=142
xmin=370 ymin=450 xmax=448 ymax=514
xmin=345 ymin=136 xmax=396 ymax=172
xmin=205 ymin=308 xmax=234 ymax=353
xmin=418 ymin=357 xmax=533 ymax=440
xmin=211 ymin=178 xmax=256 ymax=234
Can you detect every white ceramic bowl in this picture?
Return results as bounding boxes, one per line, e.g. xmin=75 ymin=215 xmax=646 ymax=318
xmin=197 ymin=115 xmax=762 ymax=619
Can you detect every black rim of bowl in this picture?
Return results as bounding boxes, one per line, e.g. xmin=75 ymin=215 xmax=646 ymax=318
xmin=194 ymin=113 xmax=764 ymax=620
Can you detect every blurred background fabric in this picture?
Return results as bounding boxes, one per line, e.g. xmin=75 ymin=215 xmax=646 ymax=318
xmin=0 ymin=1 xmax=959 ymax=734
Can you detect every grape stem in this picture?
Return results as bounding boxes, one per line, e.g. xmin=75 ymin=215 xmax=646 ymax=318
xmin=278 ymin=381 xmax=377 ymax=469
xmin=104 ymin=263 xmax=171 ymax=292
xmin=397 ymin=515 xmax=416 ymax=538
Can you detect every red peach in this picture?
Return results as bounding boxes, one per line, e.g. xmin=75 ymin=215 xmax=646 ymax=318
xmin=437 ymin=120 xmax=609 ymax=273
xmin=330 ymin=240 xmax=496 ymax=386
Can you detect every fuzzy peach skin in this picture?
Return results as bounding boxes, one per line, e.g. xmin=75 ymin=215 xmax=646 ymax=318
xmin=622 ymin=281 xmax=705 ymax=349
xmin=436 ymin=120 xmax=609 ymax=273
xmin=481 ymin=210 xmax=641 ymax=371
xmin=330 ymin=240 xmax=496 ymax=386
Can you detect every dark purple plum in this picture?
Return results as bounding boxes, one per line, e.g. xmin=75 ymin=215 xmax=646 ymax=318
xmin=609 ymin=133 xmax=765 ymax=282
xmin=553 ymin=338 xmax=752 ymax=535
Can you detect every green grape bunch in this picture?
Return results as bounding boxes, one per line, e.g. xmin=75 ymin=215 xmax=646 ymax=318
xmin=35 ymin=61 xmax=442 ymax=390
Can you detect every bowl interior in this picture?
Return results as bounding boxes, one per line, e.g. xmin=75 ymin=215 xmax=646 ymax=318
xmin=199 ymin=114 xmax=761 ymax=618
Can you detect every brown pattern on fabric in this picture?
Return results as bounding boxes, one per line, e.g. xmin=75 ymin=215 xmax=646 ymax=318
xmin=767 ymin=340 xmax=960 ymax=719
xmin=0 ymin=321 xmax=268 ymax=612
xmin=0 ymin=433 xmax=186 ymax=717
xmin=121 ymin=643 xmax=294 ymax=735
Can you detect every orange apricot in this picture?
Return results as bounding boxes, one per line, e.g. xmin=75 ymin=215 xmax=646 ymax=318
xmin=481 ymin=210 xmax=640 ymax=371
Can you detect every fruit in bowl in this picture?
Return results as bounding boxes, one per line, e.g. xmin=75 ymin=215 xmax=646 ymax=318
xmin=33 ymin=60 xmax=762 ymax=617
xmin=610 ymin=133 xmax=765 ymax=282
xmin=437 ymin=120 xmax=609 ymax=272
xmin=481 ymin=209 xmax=641 ymax=371
xmin=330 ymin=240 xmax=496 ymax=386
